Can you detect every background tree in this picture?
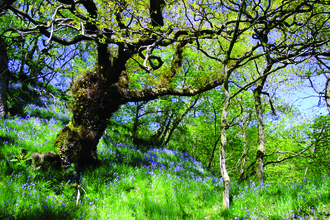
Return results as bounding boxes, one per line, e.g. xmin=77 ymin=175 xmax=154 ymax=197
xmin=304 ymin=115 xmax=330 ymax=178
xmin=0 ymin=37 xmax=9 ymax=118
xmin=191 ymin=0 xmax=330 ymax=208
xmin=0 ymin=0 xmax=93 ymax=118
xmin=0 ymin=0 xmax=17 ymax=118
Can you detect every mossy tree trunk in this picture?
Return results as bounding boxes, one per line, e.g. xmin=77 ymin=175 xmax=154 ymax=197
xmin=54 ymin=43 xmax=131 ymax=168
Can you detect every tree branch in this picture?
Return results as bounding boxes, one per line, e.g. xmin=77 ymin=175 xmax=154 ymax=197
xmin=119 ymin=78 xmax=224 ymax=103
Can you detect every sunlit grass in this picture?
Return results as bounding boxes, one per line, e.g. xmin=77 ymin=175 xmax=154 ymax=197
xmin=0 ymin=115 xmax=63 ymax=157
xmin=1 ymin=106 xmax=330 ymax=219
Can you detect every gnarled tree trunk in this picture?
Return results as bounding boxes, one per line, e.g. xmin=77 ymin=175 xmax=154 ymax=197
xmin=54 ymin=43 xmax=130 ymax=168
xmin=54 ymin=71 xmax=122 ymax=167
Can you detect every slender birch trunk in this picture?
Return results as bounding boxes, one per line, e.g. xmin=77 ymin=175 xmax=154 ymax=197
xmin=220 ymin=69 xmax=230 ymax=209
xmin=253 ymin=88 xmax=265 ymax=185
xmin=253 ymin=78 xmax=266 ymax=185
xmin=218 ymin=0 xmax=246 ymax=207
xmin=0 ymin=37 xmax=8 ymax=119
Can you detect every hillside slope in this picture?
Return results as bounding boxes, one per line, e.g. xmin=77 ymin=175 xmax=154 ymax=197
xmin=1 ymin=109 xmax=330 ymax=219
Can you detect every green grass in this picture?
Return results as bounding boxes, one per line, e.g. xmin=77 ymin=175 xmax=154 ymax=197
xmin=1 ymin=105 xmax=330 ymax=219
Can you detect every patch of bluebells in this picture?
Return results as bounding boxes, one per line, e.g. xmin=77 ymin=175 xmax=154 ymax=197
xmin=0 ymin=116 xmax=64 ymax=167
xmin=0 ymin=167 xmax=76 ymax=219
xmin=8 ymin=81 xmax=23 ymax=90
xmin=25 ymin=104 xmax=71 ymax=125
xmin=1 ymin=113 xmax=65 ymax=128
xmin=2 ymin=109 xmax=330 ymax=219
xmin=98 ymin=140 xmax=222 ymax=186
xmin=0 ymin=116 xmax=62 ymax=142
xmin=231 ymin=176 xmax=330 ymax=220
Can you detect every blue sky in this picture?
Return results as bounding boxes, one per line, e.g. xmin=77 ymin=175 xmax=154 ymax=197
xmin=288 ymin=74 xmax=328 ymax=116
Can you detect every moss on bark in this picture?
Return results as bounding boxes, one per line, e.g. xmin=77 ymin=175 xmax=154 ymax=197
xmin=54 ymin=69 xmax=122 ymax=167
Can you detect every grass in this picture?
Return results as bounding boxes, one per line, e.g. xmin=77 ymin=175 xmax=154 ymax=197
xmin=1 ymin=105 xmax=330 ymax=219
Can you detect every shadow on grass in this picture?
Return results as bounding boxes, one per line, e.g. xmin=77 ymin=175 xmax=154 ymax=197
xmin=0 ymin=205 xmax=83 ymax=220
xmin=0 ymin=134 xmax=16 ymax=146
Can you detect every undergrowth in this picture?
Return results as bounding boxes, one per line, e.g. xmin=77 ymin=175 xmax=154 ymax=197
xmin=1 ymin=107 xmax=330 ymax=219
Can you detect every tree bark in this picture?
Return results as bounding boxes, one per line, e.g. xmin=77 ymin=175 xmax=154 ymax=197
xmin=150 ymin=0 xmax=165 ymax=27
xmin=0 ymin=0 xmax=16 ymax=13
xmin=54 ymin=72 xmax=123 ymax=167
xmin=220 ymin=68 xmax=230 ymax=209
xmin=53 ymin=44 xmax=130 ymax=168
xmin=132 ymin=102 xmax=144 ymax=140
xmin=220 ymin=101 xmax=230 ymax=209
xmin=151 ymin=110 xmax=170 ymax=142
xmin=207 ymin=137 xmax=220 ymax=170
xmin=207 ymin=97 xmax=219 ymax=170
xmin=0 ymin=37 xmax=9 ymax=119
xmin=253 ymin=77 xmax=266 ymax=185
xmin=159 ymin=112 xmax=174 ymax=144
